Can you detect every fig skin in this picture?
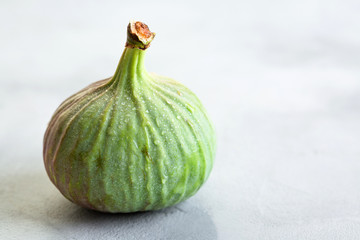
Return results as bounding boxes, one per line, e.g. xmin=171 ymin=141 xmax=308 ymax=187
xmin=43 ymin=21 xmax=216 ymax=213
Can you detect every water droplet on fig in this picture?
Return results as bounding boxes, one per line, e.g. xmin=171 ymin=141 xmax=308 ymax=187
xmin=156 ymin=118 xmax=161 ymax=126
xmin=133 ymin=140 xmax=138 ymax=149
xmin=186 ymin=104 xmax=194 ymax=113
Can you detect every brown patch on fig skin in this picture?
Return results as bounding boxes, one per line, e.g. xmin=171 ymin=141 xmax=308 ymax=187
xmin=142 ymin=146 xmax=154 ymax=164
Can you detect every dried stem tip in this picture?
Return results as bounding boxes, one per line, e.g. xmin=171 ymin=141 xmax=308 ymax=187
xmin=126 ymin=20 xmax=155 ymax=50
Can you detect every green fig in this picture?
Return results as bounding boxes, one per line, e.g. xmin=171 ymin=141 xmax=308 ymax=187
xmin=43 ymin=21 xmax=216 ymax=213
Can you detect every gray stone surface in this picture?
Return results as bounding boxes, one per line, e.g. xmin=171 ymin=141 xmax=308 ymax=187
xmin=1 ymin=0 xmax=360 ymax=239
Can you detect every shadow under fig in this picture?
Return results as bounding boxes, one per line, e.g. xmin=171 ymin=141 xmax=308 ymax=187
xmin=0 ymin=171 xmax=217 ymax=240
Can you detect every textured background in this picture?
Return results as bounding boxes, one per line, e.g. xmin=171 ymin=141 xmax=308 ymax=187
xmin=1 ymin=0 xmax=360 ymax=239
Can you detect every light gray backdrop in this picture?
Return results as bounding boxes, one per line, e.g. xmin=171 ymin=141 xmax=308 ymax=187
xmin=1 ymin=0 xmax=360 ymax=239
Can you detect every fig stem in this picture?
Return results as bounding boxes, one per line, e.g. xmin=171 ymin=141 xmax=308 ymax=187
xmin=125 ymin=20 xmax=155 ymax=50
